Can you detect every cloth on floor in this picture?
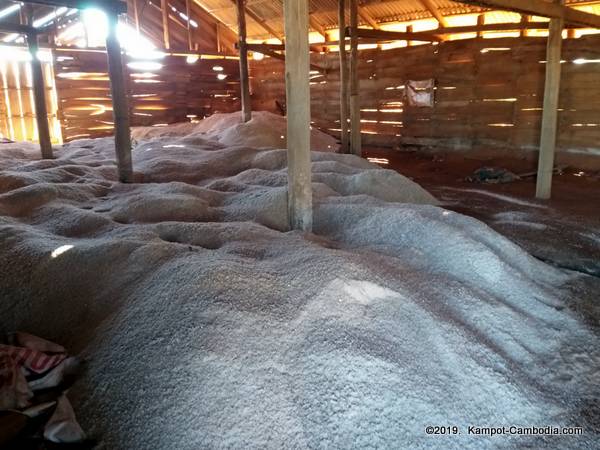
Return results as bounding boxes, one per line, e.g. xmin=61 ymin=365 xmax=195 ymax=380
xmin=0 ymin=332 xmax=85 ymax=445
xmin=466 ymin=166 xmax=521 ymax=184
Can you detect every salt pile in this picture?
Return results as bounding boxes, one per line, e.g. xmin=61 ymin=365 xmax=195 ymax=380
xmin=0 ymin=131 xmax=599 ymax=449
xmin=132 ymin=111 xmax=339 ymax=151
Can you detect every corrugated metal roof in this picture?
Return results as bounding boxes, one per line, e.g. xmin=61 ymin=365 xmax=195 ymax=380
xmin=193 ymin=0 xmax=600 ymax=41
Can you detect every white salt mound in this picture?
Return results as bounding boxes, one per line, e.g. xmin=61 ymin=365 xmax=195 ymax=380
xmin=132 ymin=111 xmax=339 ymax=152
xmin=0 ymin=134 xmax=598 ymax=449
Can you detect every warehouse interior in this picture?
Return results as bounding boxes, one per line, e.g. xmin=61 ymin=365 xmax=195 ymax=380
xmin=0 ymin=0 xmax=599 ymax=448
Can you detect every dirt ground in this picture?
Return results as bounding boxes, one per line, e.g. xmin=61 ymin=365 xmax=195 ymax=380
xmin=363 ymin=147 xmax=600 ymax=338
xmin=363 ymin=147 xmax=600 ymax=278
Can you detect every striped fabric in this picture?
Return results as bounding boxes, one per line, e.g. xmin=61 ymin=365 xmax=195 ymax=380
xmin=0 ymin=344 xmax=66 ymax=376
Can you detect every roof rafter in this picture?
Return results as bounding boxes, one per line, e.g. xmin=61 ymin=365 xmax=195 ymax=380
xmin=455 ymin=0 xmax=600 ymax=28
xmin=308 ymin=14 xmax=328 ymax=39
xmin=232 ymin=0 xmax=284 ymax=41
xmin=419 ymin=0 xmax=448 ymax=26
xmin=190 ymin=0 xmax=238 ymax=43
xmin=358 ymin=6 xmax=380 ymax=29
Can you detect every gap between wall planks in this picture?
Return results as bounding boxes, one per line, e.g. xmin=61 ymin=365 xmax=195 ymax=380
xmin=0 ymin=57 xmax=61 ymax=145
xmin=250 ymin=34 xmax=600 ymax=167
xmin=52 ymin=49 xmax=241 ymax=142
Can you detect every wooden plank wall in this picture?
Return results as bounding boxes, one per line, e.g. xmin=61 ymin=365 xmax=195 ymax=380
xmin=0 ymin=59 xmax=61 ymax=144
xmin=54 ymin=49 xmax=241 ymax=141
xmin=251 ymin=34 xmax=600 ymax=163
xmin=126 ymin=0 xmax=238 ymax=53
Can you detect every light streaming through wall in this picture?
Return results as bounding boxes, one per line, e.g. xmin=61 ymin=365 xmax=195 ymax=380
xmin=0 ymin=3 xmax=20 ymax=20
xmin=74 ymin=8 xmax=163 ymax=61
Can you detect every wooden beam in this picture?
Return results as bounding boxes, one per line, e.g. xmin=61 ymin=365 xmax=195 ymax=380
xmin=536 ymin=1 xmax=564 ymax=199
xmin=317 ymin=21 xmax=582 ymax=46
xmin=419 ymin=0 xmax=448 ymax=26
xmin=244 ymin=43 xmax=326 ymax=72
xmin=431 ymin=20 xmax=577 ymax=36
xmin=349 ymin=0 xmax=361 ymax=157
xmin=358 ymin=6 xmax=380 ymax=29
xmin=352 ymin=27 xmax=442 ymax=42
xmin=235 ymin=0 xmax=251 ymax=122
xmin=26 ymin=33 xmax=53 ymax=159
xmin=338 ymin=0 xmax=349 ymax=153
xmin=0 ymin=22 xmax=37 ymax=35
xmin=243 ymin=42 xmax=324 ymax=53
xmin=247 ymin=10 xmax=283 ymax=41
xmin=105 ymin=12 xmax=133 ymax=182
xmin=20 ymin=0 xmax=127 ymax=13
xmin=309 ymin=15 xmax=328 ymax=39
xmin=283 ymin=0 xmax=312 ymax=231
xmin=455 ymin=0 xmax=600 ymax=28
xmin=160 ymin=0 xmax=170 ymax=49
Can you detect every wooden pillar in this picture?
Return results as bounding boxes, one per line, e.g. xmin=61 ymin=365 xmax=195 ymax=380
xmin=349 ymin=0 xmax=361 ymax=156
xmin=338 ymin=0 xmax=349 ymax=153
xmin=51 ymin=7 xmax=59 ymax=46
xmin=27 ymin=33 xmax=53 ymax=159
xmin=216 ymin=23 xmax=222 ymax=52
xmin=132 ymin=0 xmax=140 ymax=33
xmin=236 ymin=0 xmax=251 ymax=122
xmin=477 ymin=14 xmax=485 ymax=38
xmin=536 ymin=3 xmax=564 ymax=200
xmin=283 ymin=0 xmax=312 ymax=231
xmin=520 ymin=15 xmax=529 ymax=38
xmin=161 ymin=0 xmax=170 ymax=49
xmin=105 ymin=12 xmax=133 ymax=183
xmin=185 ymin=0 xmax=193 ymax=51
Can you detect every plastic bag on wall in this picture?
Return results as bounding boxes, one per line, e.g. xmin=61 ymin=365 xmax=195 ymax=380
xmin=405 ymin=79 xmax=435 ymax=107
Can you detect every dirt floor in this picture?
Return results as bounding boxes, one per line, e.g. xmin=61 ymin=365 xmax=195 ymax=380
xmin=363 ymin=148 xmax=600 ymax=278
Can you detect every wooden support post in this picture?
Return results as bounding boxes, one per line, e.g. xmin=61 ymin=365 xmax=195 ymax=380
xmin=236 ymin=0 xmax=251 ymax=122
xmin=338 ymin=0 xmax=349 ymax=153
xmin=105 ymin=12 xmax=133 ymax=183
xmin=132 ymin=0 xmax=140 ymax=33
xmin=349 ymin=0 xmax=361 ymax=156
xmin=283 ymin=0 xmax=312 ymax=231
xmin=477 ymin=14 xmax=485 ymax=38
xmin=216 ymin=23 xmax=221 ymax=52
xmin=536 ymin=3 xmax=564 ymax=199
xmin=51 ymin=7 xmax=59 ymax=46
xmin=161 ymin=0 xmax=170 ymax=49
xmin=27 ymin=33 xmax=53 ymax=159
xmin=520 ymin=15 xmax=529 ymax=37
xmin=185 ymin=0 xmax=192 ymax=51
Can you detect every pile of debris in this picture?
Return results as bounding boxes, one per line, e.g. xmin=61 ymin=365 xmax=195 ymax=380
xmin=0 ymin=332 xmax=88 ymax=447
